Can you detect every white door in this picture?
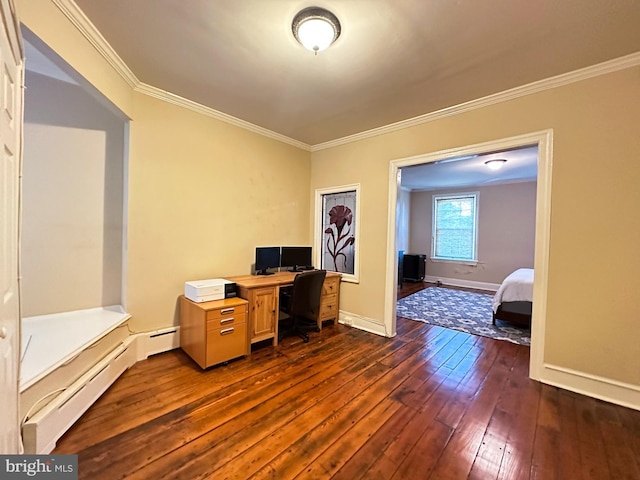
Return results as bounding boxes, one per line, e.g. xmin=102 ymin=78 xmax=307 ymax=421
xmin=0 ymin=0 xmax=23 ymax=454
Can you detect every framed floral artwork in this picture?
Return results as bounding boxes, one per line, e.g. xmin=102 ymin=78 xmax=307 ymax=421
xmin=314 ymin=184 xmax=360 ymax=283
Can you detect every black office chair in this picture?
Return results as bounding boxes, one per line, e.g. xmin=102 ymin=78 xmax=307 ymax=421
xmin=278 ymin=269 xmax=327 ymax=343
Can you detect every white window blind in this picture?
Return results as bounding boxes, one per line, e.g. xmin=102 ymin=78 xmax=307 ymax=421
xmin=432 ymin=193 xmax=478 ymax=262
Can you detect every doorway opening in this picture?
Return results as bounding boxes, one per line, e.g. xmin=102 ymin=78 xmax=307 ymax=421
xmin=384 ymin=130 xmax=553 ymax=380
xmin=396 ymin=145 xmax=537 ymax=346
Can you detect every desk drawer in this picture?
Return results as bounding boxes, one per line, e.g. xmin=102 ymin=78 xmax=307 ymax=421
xmin=206 ymin=303 xmax=247 ymax=323
xmin=207 ymin=311 xmax=246 ymax=330
xmin=206 ymin=322 xmax=247 ymax=366
xmin=319 ymin=293 xmax=338 ymax=320
xmin=322 ymin=277 xmax=339 ymax=296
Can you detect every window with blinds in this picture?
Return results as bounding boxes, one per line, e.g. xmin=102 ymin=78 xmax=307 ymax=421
xmin=432 ymin=193 xmax=478 ymax=262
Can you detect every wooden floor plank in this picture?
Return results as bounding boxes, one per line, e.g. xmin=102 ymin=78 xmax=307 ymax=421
xmin=575 ymin=397 xmax=614 ymax=480
xmin=529 ymin=385 xmax=561 ymax=480
xmin=392 ymin=419 xmax=454 ymax=480
xmin=125 ymin=337 xmax=408 ymax=480
xmin=198 ymin=364 xmax=396 ymax=480
xmin=361 ymin=331 xmax=500 ymax=479
xmin=296 ymin=334 xmax=480 ymax=479
xmin=330 ymin=404 xmax=420 ymax=480
xmin=286 ymin=338 xmax=474 ymax=480
xmin=207 ymin=331 xmax=447 ymax=480
xmin=51 ymin=284 xmax=640 ymax=480
xmin=427 ymin=338 xmax=520 ymax=480
xmin=496 ymin=346 xmax=540 ymax=480
xmin=467 ymin=407 xmax=510 ymax=480
xmin=553 ymin=390 xmax=584 ymax=480
xmin=595 ymin=400 xmax=640 ymax=480
xmin=271 ymin=397 xmax=402 ymax=480
xmin=618 ymin=404 xmax=640 ymax=474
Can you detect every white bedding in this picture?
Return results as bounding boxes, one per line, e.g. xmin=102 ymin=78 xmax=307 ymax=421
xmin=492 ymin=268 xmax=534 ymax=313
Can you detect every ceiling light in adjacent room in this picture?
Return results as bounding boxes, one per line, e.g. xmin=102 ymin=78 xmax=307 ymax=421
xmin=292 ymin=7 xmax=341 ymax=54
xmin=484 ymin=159 xmax=508 ymax=171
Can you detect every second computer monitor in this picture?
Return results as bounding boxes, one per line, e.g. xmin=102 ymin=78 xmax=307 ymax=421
xmin=280 ymin=246 xmax=313 ymax=272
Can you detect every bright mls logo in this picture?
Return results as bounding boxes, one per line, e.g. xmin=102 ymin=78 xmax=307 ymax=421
xmin=0 ymin=455 xmax=77 ymax=479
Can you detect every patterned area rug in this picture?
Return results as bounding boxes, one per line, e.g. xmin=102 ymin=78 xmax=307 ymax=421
xmin=397 ymin=287 xmax=531 ymax=346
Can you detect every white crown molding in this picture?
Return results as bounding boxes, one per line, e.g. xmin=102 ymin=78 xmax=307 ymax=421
xmin=53 ymin=0 xmax=639 ymax=153
xmin=134 ymin=83 xmax=311 ymax=151
xmin=312 ymin=51 xmax=640 ymax=151
xmin=52 ymin=0 xmax=139 ymax=88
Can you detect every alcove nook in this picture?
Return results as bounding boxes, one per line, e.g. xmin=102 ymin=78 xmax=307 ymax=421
xmin=19 ymin=27 xmax=130 ymax=439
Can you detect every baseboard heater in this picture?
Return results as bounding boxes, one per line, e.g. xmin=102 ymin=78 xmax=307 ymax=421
xmin=145 ymin=327 xmax=180 ymax=356
xmin=21 ymin=337 xmax=138 ymax=454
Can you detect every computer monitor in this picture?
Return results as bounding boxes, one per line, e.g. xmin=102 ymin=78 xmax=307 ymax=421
xmin=280 ymin=246 xmax=313 ymax=272
xmin=255 ymin=246 xmax=280 ymax=275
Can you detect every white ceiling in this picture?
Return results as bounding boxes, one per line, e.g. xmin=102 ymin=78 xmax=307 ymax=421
xmin=70 ymin=0 xmax=640 ymax=147
xmin=400 ymin=146 xmax=538 ymax=191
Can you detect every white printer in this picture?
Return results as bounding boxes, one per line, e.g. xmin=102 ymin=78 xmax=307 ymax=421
xmin=184 ymin=278 xmax=237 ymax=303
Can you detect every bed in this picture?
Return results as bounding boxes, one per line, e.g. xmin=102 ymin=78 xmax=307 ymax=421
xmin=492 ymin=268 xmax=534 ymax=327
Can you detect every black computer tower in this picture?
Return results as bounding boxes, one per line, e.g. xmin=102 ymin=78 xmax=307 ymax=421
xmin=403 ymin=254 xmax=426 ymax=282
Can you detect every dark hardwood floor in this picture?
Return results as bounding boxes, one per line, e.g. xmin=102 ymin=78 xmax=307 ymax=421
xmin=53 ymin=283 xmax=640 ymax=479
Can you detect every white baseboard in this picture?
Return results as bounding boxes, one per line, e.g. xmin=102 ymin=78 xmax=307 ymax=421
xmin=541 ymin=363 xmax=640 ymax=411
xmin=21 ymin=328 xmax=180 ymax=453
xmin=423 ymin=275 xmax=500 ymax=292
xmin=339 ymin=310 xmax=390 ymax=337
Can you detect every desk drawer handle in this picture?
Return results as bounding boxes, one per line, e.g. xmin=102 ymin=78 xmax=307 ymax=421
xmin=220 ymin=308 xmax=235 ymax=314
xmin=220 ymin=327 xmax=235 ymax=335
xmin=220 ymin=317 xmax=235 ymax=325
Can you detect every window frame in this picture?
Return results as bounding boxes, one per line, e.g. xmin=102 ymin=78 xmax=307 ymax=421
xmin=431 ymin=192 xmax=479 ymax=264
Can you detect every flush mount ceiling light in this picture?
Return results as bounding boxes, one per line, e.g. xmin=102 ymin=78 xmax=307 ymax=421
xmin=292 ymin=7 xmax=341 ymax=54
xmin=484 ymin=158 xmax=508 ymax=171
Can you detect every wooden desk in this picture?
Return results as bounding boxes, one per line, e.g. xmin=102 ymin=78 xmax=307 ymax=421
xmin=226 ymin=271 xmax=341 ymax=348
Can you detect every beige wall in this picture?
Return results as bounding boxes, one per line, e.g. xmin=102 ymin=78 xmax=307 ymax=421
xmin=22 ymin=72 xmax=125 ymax=316
xmin=409 ymin=181 xmax=536 ymax=285
xmin=311 ymin=67 xmax=640 ymax=388
xmin=126 ymin=94 xmax=311 ymax=331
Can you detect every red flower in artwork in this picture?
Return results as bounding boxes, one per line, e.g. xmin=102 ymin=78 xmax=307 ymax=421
xmin=325 ymin=205 xmax=355 ymax=272
xmin=329 ymin=205 xmax=352 ymax=233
